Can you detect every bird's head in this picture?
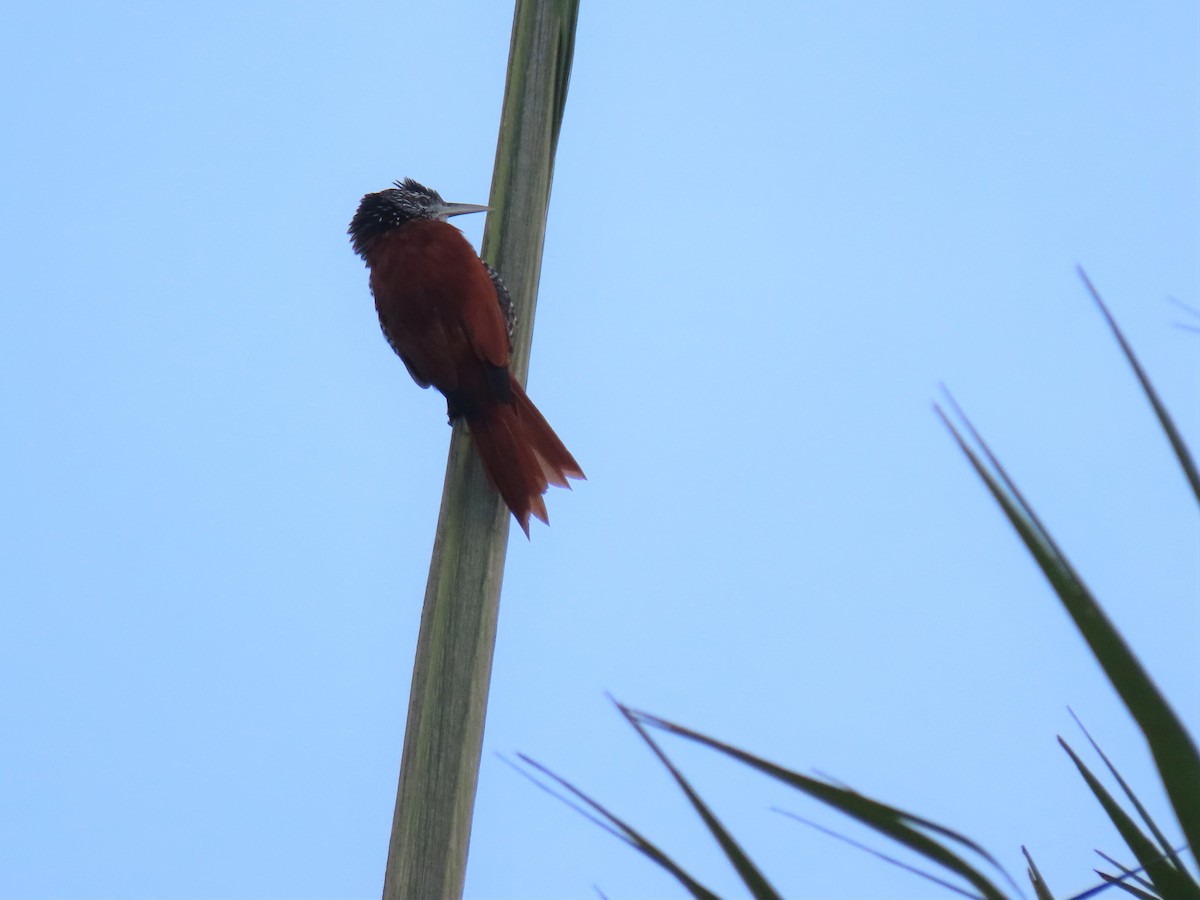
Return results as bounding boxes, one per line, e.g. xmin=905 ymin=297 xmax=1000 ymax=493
xmin=349 ymin=178 xmax=488 ymax=258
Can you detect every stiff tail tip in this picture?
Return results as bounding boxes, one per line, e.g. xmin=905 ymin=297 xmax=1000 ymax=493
xmin=468 ymin=384 xmax=584 ymax=537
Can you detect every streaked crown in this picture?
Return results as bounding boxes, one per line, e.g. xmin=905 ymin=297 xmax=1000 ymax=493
xmin=349 ymin=178 xmax=487 ymax=258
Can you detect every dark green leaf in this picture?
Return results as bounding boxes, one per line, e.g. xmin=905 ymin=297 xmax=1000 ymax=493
xmin=1077 ymin=267 xmax=1200 ymax=504
xmin=1023 ymin=845 xmax=1056 ymax=900
xmin=632 ymin=708 xmax=1016 ymax=899
xmin=615 ymin=702 xmax=782 ymax=900
xmin=937 ymin=394 xmax=1200 ymax=856
xmin=1070 ymin=711 xmax=1194 ymax=884
xmin=777 ymin=809 xmax=988 ymax=898
xmin=1059 ymin=738 xmax=1197 ymax=900
xmin=1096 ymin=849 xmax=1159 ymax=895
xmin=511 ymin=753 xmax=720 ymax=900
xmin=1096 ymin=869 xmax=1164 ymax=900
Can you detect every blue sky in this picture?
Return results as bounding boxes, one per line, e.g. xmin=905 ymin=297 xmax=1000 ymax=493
xmin=1 ymin=3 xmax=1197 ymax=898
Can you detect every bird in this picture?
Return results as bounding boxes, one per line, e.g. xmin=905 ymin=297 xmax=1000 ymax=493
xmin=349 ymin=177 xmax=584 ymax=535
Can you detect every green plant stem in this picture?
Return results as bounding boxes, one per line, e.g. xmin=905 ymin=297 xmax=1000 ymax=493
xmin=380 ymin=2 xmax=579 ymax=898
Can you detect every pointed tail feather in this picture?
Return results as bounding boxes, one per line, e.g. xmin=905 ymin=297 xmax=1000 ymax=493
xmin=509 ymin=379 xmax=585 ymax=487
xmin=466 ymin=376 xmax=584 ymax=535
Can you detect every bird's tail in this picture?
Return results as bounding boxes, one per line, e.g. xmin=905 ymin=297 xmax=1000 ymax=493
xmin=467 ymin=376 xmax=585 ymax=536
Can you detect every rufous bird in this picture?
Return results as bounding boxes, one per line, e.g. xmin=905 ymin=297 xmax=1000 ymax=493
xmin=349 ymin=178 xmax=583 ymax=535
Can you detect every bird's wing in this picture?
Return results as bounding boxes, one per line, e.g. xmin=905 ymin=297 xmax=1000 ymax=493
xmin=482 ymin=260 xmax=515 ymax=351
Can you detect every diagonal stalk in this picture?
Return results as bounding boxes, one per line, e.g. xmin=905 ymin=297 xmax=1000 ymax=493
xmin=381 ymin=2 xmax=579 ymax=897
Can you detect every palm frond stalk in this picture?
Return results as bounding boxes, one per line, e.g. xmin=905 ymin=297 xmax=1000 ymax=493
xmin=381 ymin=2 xmax=580 ymax=897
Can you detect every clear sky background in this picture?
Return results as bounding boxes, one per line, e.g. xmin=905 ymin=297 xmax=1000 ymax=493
xmin=1 ymin=3 xmax=1197 ymax=898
